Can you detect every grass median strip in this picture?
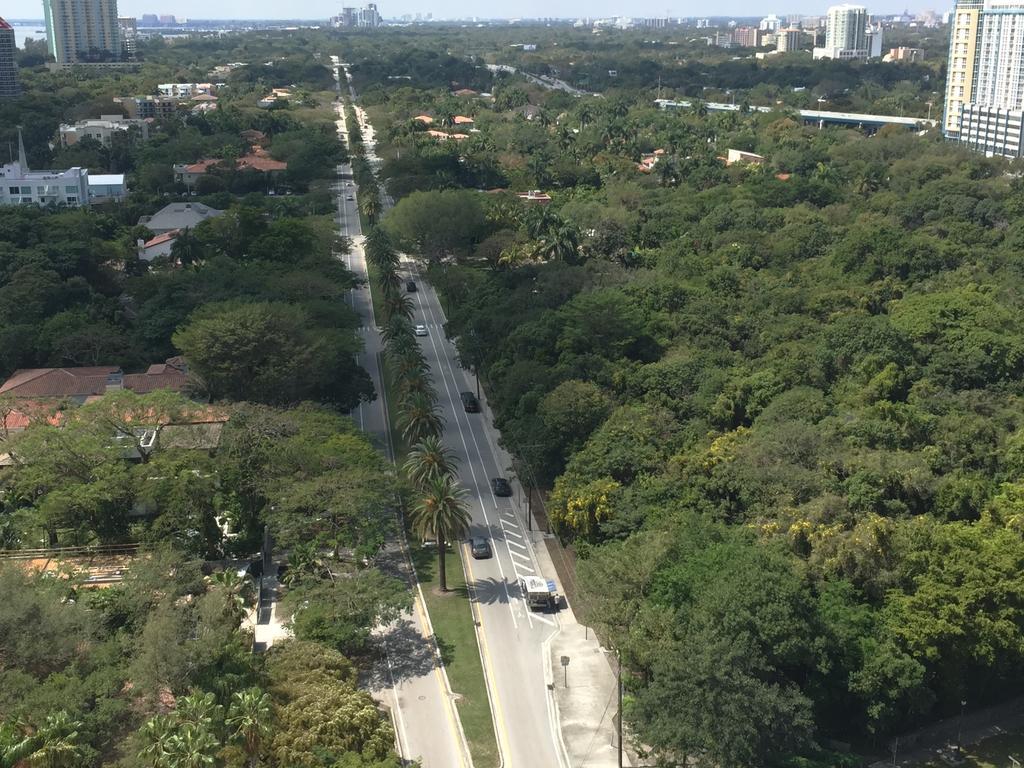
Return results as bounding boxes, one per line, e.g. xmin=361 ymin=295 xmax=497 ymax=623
xmin=368 ymin=262 xmax=501 ymax=768
xmin=410 ymin=541 xmax=501 ymax=768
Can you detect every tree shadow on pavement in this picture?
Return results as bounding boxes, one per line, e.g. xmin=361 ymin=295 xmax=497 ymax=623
xmin=366 ymin=617 xmax=440 ymax=690
xmin=467 ymin=576 xmax=516 ymax=607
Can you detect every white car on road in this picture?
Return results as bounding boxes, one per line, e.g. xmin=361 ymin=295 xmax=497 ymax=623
xmin=414 ymin=324 xmax=428 ymax=337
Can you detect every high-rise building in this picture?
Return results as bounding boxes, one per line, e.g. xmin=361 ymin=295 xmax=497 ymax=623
xmin=43 ymin=0 xmax=122 ymax=64
xmin=0 ymin=18 xmax=19 ymax=98
xmin=733 ymin=26 xmax=762 ymax=46
xmin=813 ymin=4 xmax=869 ymax=59
xmin=759 ymin=13 xmax=782 ymax=31
xmin=331 ymin=4 xmax=381 ymax=27
xmin=944 ymin=0 xmax=1024 ymax=156
xmin=776 ymin=27 xmax=804 ymax=52
xmin=118 ymin=17 xmax=137 ymax=60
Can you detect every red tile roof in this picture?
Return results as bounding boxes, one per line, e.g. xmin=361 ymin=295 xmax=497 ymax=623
xmin=237 ymin=155 xmax=287 ymax=172
xmin=143 ymin=229 xmax=181 ymax=248
xmin=0 ymin=361 xmax=189 ymax=399
xmin=0 ymin=17 xmax=12 ymax=31
xmin=453 ymin=115 xmax=474 ymax=124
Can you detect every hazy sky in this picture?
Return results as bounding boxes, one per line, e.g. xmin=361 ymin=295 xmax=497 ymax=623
xmin=6 ymin=0 xmax=942 ymax=23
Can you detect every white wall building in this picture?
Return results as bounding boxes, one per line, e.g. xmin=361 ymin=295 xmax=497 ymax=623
xmin=43 ymin=0 xmax=121 ymax=64
xmin=59 ymin=114 xmax=149 ymax=147
xmin=0 ymin=162 xmax=89 ymax=206
xmin=759 ymin=13 xmax=782 ymax=31
xmin=944 ymin=0 xmax=1024 ymax=155
xmin=156 ymin=83 xmax=214 ymax=97
xmin=88 ymin=173 xmax=127 ymax=202
xmin=813 ymin=4 xmax=869 ymax=59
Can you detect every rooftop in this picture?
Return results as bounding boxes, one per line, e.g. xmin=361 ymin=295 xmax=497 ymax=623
xmin=0 ymin=359 xmax=189 ymax=401
xmin=138 ymin=202 xmax=224 ymax=234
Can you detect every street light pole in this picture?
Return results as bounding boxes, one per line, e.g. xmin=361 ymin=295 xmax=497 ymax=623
xmin=958 ymin=699 xmax=967 ymax=755
xmin=617 ymin=649 xmax=623 ymax=768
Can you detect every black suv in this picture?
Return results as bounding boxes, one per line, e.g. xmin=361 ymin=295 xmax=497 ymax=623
xmin=460 ymin=391 xmax=480 ymax=413
xmin=491 ymin=477 xmax=512 ymax=497
xmin=406 ymin=280 xmax=417 ymax=292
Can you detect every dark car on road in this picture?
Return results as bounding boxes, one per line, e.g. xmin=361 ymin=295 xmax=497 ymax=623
xmin=470 ymin=537 xmax=492 ymax=559
xmin=460 ymin=391 xmax=480 ymax=413
xmin=406 ymin=280 xmax=417 ymax=292
xmin=491 ymin=477 xmax=512 ymax=497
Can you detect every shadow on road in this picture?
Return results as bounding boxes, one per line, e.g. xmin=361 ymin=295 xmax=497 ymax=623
xmin=468 ymin=575 xmax=516 ymax=607
xmin=366 ymin=617 xmax=439 ymax=690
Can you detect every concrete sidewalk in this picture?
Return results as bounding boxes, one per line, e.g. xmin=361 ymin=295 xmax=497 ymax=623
xmin=247 ymin=563 xmax=290 ymax=651
xmin=527 ymin=522 xmax=630 ymax=768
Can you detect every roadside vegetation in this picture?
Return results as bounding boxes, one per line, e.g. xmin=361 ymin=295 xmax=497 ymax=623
xmin=350 ymin=30 xmax=1024 ymax=768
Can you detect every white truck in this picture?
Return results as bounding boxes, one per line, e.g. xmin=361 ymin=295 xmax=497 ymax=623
xmin=521 ymin=575 xmax=560 ymax=612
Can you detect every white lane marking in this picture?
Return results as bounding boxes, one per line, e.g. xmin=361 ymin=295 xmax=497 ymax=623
xmin=506 ymin=539 xmax=528 ymax=551
xmin=411 ymin=294 xmax=520 ymax=630
xmin=504 ymin=529 xmax=523 ymax=539
xmin=508 ymin=549 xmax=532 ymax=563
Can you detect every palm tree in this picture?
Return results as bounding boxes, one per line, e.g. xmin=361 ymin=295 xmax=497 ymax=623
xmin=20 ymin=712 xmax=83 ymax=768
xmin=207 ymin=569 xmax=253 ymax=623
xmin=377 ymin=266 xmax=403 ymax=300
xmin=397 ymin=392 xmax=443 ymax=444
xmin=380 ymin=316 xmax=414 ymax=349
xmin=164 ymin=724 xmax=218 ymax=768
xmin=226 ymin=688 xmax=272 ymax=768
xmin=536 ymin=223 xmax=581 ymax=264
xmin=437 ymin=110 xmax=455 ymax=129
xmin=387 ymin=354 xmax=428 ymax=391
xmin=137 ymin=715 xmax=175 ymax=768
xmin=174 ymin=693 xmax=220 ymax=731
xmin=1 ymin=721 xmax=36 ymax=768
xmin=410 ymin=475 xmax=471 ymax=592
xmin=169 ymin=227 xmax=203 ymax=269
xmin=577 ymin=102 xmax=594 ymax=132
xmin=383 ymin=293 xmax=415 ymax=324
xmin=525 ymin=206 xmax=561 ymax=240
xmin=404 ymin=435 xmax=459 ymax=488
xmin=359 ymin=192 xmax=382 ymax=225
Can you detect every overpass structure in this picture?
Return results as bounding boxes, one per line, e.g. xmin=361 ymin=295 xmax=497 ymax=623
xmin=654 ymin=98 xmax=937 ymax=132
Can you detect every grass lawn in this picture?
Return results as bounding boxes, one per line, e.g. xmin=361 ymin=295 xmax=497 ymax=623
xmin=921 ymin=731 xmax=1024 ymax=767
xmin=411 ymin=541 xmax=501 ymax=768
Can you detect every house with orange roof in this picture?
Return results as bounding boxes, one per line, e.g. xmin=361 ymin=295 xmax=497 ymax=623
xmin=172 ymin=150 xmax=288 ymax=191
xmin=453 ymin=115 xmax=475 ymax=126
xmin=413 ymin=114 xmax=434 ymax=124
xmin=0 ymin=359 xmax=190 ymax=405
xmin=139 ymin=229 xmax=180 ymax=261
xmin=453 ymin=88 xmax=478 ymax=97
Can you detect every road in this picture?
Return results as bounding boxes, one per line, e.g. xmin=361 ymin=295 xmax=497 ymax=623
xmin=331 ymin=58 xmax=470 ymax=768
xmin=335 ymin=58 xmax=573 ymax=768
xmin=486 ymin=62 xmax=595 ymax=97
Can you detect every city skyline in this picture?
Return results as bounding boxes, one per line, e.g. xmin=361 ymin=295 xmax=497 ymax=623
xmin=3 ymin=0 xmax=950 ymax=22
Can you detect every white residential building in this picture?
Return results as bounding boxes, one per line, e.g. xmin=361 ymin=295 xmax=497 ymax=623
xmin=813 ymin=4 xmax=870 ymax=59
xmin=945 ymin=0 xmax=1024 ymax=156
xmin=156 ymin=83 xmax=214 ymax=98
xmin=0 ymin=162 xmax=89 ymax=206
xmin=59 ymin=114 xmax=149 ymax=147
xmin=43 ymin=0 xmax=121 ymax=64
xmin=88 ymin=174 xmax=127 ymax=202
